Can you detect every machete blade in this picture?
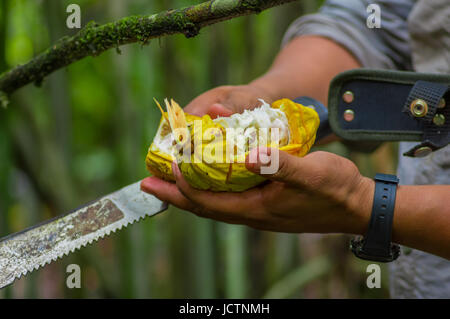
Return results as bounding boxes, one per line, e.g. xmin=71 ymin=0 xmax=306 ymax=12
xmin=0 ymin=181 xmax=168 ymax=289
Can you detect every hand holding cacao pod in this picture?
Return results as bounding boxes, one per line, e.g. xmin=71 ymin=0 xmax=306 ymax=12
xmin=146 ymin=98 xmax=319 ymax=192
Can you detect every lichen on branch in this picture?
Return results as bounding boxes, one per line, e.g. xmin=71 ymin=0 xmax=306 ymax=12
xmin=0 ymin=91 xmax=9 ymax=108
xmin=0 ymin=0 xmax=297 ymax=99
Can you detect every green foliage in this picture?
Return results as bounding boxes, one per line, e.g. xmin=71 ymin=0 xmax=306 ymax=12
xmin=263 ymin=256 xmax=331 ymax=298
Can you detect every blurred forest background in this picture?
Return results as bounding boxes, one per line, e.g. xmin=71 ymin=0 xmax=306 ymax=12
xmin=0 ymin=0 xmax=397 ymax=298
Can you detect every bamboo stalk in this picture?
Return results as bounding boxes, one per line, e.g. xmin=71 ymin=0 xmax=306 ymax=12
xmin=263 ymin=256 xmax=332 ymax=298
xmin=224 ymin=225 xmax=247 ymax=298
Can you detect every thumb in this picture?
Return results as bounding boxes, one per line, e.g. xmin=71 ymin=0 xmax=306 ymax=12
xmin=245 ymin=147 xmax=318 ymax=187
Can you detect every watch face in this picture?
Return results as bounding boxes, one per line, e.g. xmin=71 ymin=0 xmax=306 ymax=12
xmin=351 ymin=238 xmax=400 ymax=263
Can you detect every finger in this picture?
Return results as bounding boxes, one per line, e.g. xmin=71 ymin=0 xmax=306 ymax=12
xmin=171 ymin=161 xmax=265 ymax=217
xmin=206 ymin=103 xmax=233 ymax=118
xmin=184 ymin=100 xmax=209 ymax=117
xmin=140 ymin=177 xmax=238 ymax=222
xmin=245 ymin=147 xmax=325 ymax=188
xmin=140 ymin=176 xmax=196 ymax=211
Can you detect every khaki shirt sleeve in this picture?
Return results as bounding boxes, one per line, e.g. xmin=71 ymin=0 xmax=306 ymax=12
xmin=282 ymin=0 xmax=416 ymax=71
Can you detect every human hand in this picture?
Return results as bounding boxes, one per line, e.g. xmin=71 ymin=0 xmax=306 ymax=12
xmin=141 ymin=148 xmax=374 ymax=235
xmin=184 ymin=84 xmax=275 ymax=118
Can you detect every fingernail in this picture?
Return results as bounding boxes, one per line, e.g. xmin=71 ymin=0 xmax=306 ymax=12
xmin=172 ymin=161 xmax=180 ymax=178
xmin=245 ymin=160 xmax=256 ymax=172
xmin=246 ymin=148 xmax=263 ymax=172
xmin=257 ymin=147 xmax=272 ymax=166
xmin=208 ymin=103 xmax=233 ymax=118
xmin=140 ymin=180 xmax=154 ymax=194
xmin=260 ymin=146 xmax=271 ymax=156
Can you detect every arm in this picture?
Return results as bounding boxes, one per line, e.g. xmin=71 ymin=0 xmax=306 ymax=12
xmin=250 ymin=35 xmax=361 ymax=105
xmin=183 ymin=35 xmax=360 ymax=117
xmin=393 ymin=185 xmax=450 ymax=259
xmin=142 ymin=148 xmax=450 ymax=260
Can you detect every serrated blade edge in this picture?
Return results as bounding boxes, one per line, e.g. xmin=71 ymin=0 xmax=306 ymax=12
xmin=0 ymin=181 xmax=168 ymax=289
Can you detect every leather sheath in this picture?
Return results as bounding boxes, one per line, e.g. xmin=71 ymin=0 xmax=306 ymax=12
xmin=327 ymin=69 xmax=450 ymax=156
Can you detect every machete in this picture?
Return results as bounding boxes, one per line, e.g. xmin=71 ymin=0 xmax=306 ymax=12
xmin=0 ymin=182 xmax=168 ymax=289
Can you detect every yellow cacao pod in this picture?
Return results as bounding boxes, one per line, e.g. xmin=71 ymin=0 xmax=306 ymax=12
xmin=145 ymin=98 xmax=319 ymax=192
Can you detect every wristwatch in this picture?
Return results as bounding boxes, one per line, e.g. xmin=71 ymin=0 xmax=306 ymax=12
xmin=350 ymin=173 xmax=401 ymax=262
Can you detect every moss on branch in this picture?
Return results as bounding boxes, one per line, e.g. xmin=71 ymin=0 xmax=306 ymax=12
xmin=0 ymin=0 xmax=297 ymax=104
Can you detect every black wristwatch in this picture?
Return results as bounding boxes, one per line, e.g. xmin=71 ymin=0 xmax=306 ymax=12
xmin=350 ymin=173 xmax=401 ymax=262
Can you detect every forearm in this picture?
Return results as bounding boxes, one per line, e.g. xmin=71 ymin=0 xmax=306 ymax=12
xmin=250 ymin=35 xmax=361 ymax=105
xmin=392 ymin=185 xmax=450 ymax=259
xmin=184 ymin=36 xmax=360 ymax=118
xmin=354 ymin=180 xmax=450 ymax=260
xmin=252 ymin=36 xmax=450 ymax=259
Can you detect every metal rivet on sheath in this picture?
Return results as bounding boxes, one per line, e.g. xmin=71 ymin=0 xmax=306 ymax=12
xmin=414 ymin=146 xmax=432 ymax=157
xmin=438 ymin=98 xmax=446 ymax=109
xmin=343 ymin=91 xmax=354 ymax=103
xmin=433 ymin=114 xmax=445 ymax=126
xmin=343 ymin=109 xmax=355 ymax=122
xmin=410 ymin=99 xmax=428 ymax=117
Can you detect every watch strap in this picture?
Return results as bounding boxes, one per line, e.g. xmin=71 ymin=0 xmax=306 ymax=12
xmin=351 ymin=173 xmax=400 ymax=262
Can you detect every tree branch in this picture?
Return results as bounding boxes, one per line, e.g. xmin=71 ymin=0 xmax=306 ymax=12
xmin=0 ymin=0 xmax=297 ymax=106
